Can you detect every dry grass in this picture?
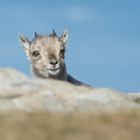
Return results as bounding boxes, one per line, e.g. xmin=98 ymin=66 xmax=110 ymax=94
xmin=0 ymin=111 xmax=140 ymax=140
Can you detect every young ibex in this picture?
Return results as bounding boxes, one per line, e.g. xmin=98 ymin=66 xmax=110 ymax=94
xmin=19 ymin=29 xmax=88 ymax=86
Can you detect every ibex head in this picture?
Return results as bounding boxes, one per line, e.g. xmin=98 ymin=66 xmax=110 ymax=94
xmin=19 ymin=29 xmax=68 ymax=78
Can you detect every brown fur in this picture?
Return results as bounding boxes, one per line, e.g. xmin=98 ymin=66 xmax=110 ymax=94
xmin=19 ymin=30 xmax=88 ymax=86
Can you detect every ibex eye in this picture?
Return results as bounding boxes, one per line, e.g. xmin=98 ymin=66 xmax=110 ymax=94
xmin=60 ymin=49 xmax=65 ymax=55
xmin=32 ymin=51 xmax=40 ymax=57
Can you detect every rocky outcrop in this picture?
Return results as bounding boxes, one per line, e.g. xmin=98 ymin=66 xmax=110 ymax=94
xmin=0 ymin=68 xmax=140 ymax=113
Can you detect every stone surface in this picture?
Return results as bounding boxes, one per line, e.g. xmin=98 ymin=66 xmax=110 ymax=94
xmin=0 ymin=67 xmax=139 ymax=112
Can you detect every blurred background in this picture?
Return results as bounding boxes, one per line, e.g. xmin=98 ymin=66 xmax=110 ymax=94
xmin=0 ymin=0 xmax=139 ymax=92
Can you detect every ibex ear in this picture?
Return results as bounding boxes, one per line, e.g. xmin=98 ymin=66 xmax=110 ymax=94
xmin=19 ymin=34 xmax=30 ymax=60
xmin=60 ymin=29 xmax=68 ymax=46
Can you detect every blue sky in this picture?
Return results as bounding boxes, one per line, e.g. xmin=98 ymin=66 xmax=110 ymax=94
xmin=0 ymin=0 xmax=140 ymax=92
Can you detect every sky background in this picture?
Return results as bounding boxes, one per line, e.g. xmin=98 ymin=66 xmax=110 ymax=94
xmin=0 ymin=0 xmax=139 ymax=92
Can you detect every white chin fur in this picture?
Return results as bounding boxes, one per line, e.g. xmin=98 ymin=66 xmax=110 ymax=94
xmin=48 ymin=69 xmax=60 ymax=75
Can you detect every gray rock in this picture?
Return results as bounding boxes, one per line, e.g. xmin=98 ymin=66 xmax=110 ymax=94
xmin=0 ymin=68 xmax=139 ymax=113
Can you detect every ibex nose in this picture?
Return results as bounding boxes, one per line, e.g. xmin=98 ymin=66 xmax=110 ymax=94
xmin=50 ymin=59 xmax=58 ymax=66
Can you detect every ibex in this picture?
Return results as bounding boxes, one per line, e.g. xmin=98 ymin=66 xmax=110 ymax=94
xmin=19 ymin=29 xmax=88 ymax=86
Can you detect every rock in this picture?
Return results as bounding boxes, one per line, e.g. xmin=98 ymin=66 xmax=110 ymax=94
xmin=0 ymin=67 xmax=140 ymax=113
